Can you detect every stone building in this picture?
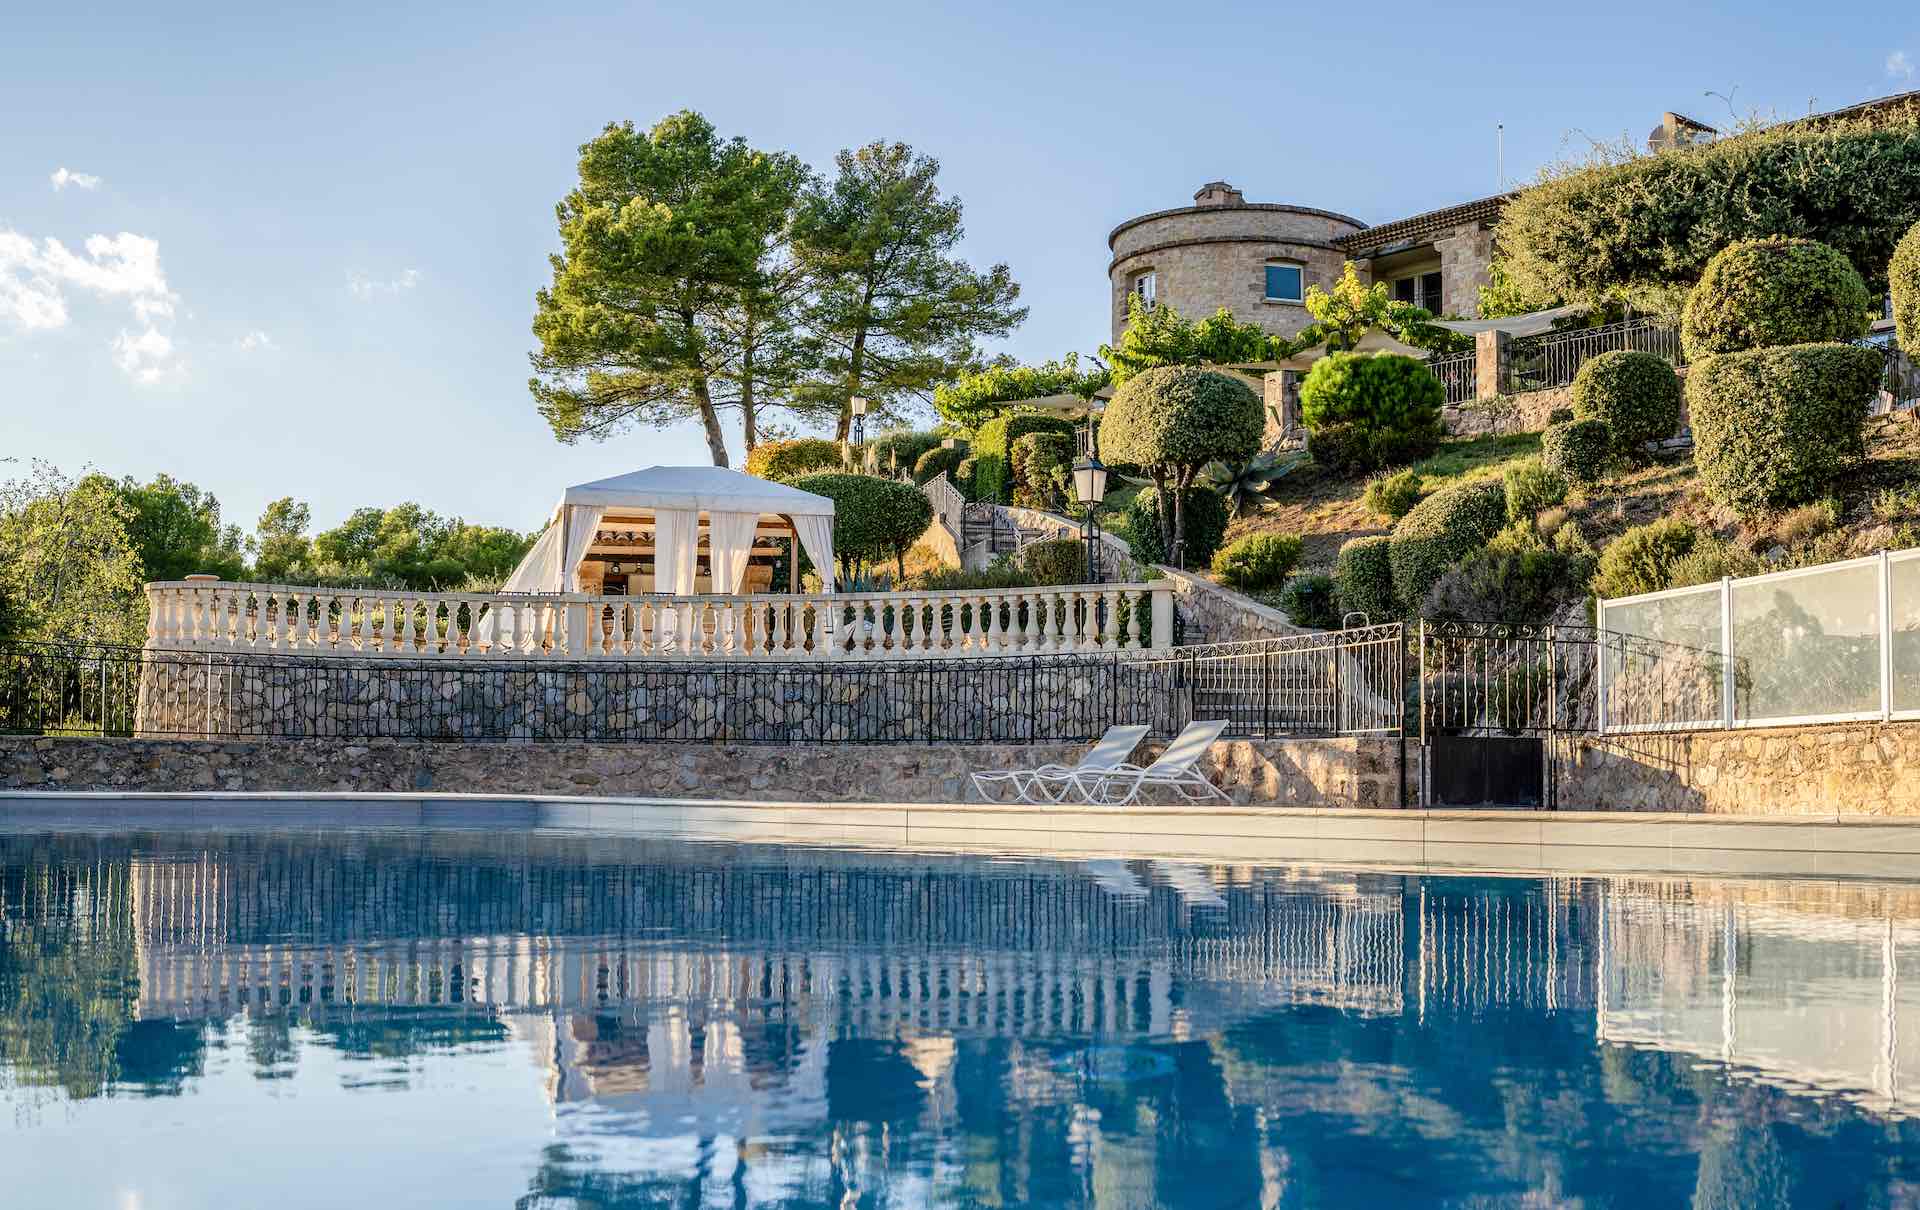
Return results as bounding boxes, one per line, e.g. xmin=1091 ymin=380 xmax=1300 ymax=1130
xmin=1107 ymin=181 xmax=1508 ymax=344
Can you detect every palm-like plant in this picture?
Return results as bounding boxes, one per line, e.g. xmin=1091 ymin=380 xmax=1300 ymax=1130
xmin=1203 ymin=451 xmax=1300 ymax=517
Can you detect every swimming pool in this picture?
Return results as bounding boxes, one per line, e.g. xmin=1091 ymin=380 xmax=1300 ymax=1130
xmin=2 ymin=825 xmax=1915 ymax=1207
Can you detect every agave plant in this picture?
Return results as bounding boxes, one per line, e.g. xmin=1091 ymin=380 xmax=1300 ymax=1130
xmin=1203 ymin=450 xmax=1301 ymax=517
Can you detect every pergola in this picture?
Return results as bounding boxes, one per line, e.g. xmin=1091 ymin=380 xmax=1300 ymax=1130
xmin=497 ymin=466 xmax=838 ymax=597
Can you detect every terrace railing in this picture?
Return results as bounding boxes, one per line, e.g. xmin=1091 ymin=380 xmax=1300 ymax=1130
xmin=1505 ymin=318 xmax=1685 ymax=394
xmin=141 ymin=579 xmax=1177 ymax=661
xmin=1426 ymin=349 xmax=1478 ymax=405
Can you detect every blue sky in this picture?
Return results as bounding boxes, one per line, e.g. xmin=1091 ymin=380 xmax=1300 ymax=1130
xmin=3 ymin=0 xmax=1913 ymax=535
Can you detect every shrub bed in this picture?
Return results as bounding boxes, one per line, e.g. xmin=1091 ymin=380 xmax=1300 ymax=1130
xmin=913 ymin=444 xmax=967 ymax=486
xmin=1569 ymin=349 xmax=1681 ymax=459
xmin=972 ymin=414 xmax=1076 ymax=503
xmin=1541 ymin=419 xmax=1611 ymax=485
xmin=1387 ymin=479 xmax=1508 ymax=612
xmin=1502 ymin=457 xmax=1568 ymax=523
xmin=746 ymin=437 xmax=843 ymax=482
xmin=1019 ymin=537 xmax=1088 ymax=586
xmin=1334 ymin=535 xmax=1396 ymax=622
xmin=790 ymin=473 xmax=933 ymax=580
xmin=1298 ymin=352 xmax=1445 ymax=472
xmin=1210 ymin=533 xmax=1302 ymax=592
xmin=1589 ymin=517 xmax=1702 ymax=599
xmin=1679 ymin=237 xmax=1872 ymax=359
xmin=1362 ymin=469 xmax=1422 ymax=521
xmin=1894 ymin=220 xmax=1920 ymax=355
xmin=1685 ymin=343 xmax=1881 ymax=514
xmin=1126 ymin=486 xmax=1230 ymax=568
xmin=1277 ymin=573 xmax=1340 ymax=629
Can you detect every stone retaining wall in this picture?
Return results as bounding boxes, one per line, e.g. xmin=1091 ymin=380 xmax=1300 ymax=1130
xmin=1153 ymin=566 xmax=1304 ymax=643
xmin=0 ymin=734 xmax=1412 ymax=808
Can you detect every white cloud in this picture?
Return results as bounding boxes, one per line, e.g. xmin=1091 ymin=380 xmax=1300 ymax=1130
xmin=348 ymin=267 xmax=421 ymax=299
xmin=50 ymin=167 xmax=102 ymax=191
xmin=1890 ymin=50 xmax=1914 ymax=79
xmin=0 ymin=227 xmax=182 ymax=382
xmin=236 ymin=329 xmax=274 ymax=351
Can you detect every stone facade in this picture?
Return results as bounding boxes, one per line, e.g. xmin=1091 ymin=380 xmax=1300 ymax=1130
xmin=0 ymin=733 xmax=1412 ymax=808
xmin=1556 ymin=722 xmax=1920 ymax=816
xmin=1108 ymin=183 xmax=1364 ymax=343
xmin=1153 ymin=566 xmax=1304 ymax=643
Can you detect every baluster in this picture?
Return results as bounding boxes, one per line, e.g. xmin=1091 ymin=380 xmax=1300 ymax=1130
xmin=1102 ymin=589 xmax=1121 ymax=651
xmin=1021 ymin=589 xmax=1041 ymax=653
xmin=981 ymin=593 xmax=999 ymax=654
xmin=377 ymin=594 xmax=397 ymax=654
xmin=1044 ymin=589 xmax=1066 ymax=653
xmin=1130 ymin=590 xmax=1148 ymax=649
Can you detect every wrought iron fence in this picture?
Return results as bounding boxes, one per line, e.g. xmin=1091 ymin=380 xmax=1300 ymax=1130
xmin=1426 ymin=349 xmax=1477 ymax=405
xmin=1505 ymin=319 xmax=1685 ymax=394
xmin=1133 ymin=624 xmax=1406 ymax=738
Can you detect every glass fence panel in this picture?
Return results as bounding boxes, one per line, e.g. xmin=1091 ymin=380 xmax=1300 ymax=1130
xmin=1892 ymin=554 xmax=1920 ymax=714
xmin=1603 ymin=585 xmax=1724 ymax=728
xmin=1731 ymin=561 xmax=1881 ymax=724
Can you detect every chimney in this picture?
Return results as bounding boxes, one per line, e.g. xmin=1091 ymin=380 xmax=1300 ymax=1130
xmin=1646 ymin=111 xmax=1717 ymax=152
xmin=1193 ymin=181 xmax=1245 ymax=207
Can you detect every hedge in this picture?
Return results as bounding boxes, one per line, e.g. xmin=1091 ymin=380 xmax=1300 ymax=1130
xmin=1541 ymin=419 xmax=1611 ymax=485
xmin=1127 ymin=485 xmax=1230 ymax=568
xmin=1678 ymin=237 xmax=1870 ymax=358
xmin=789 ymin=473 xmax=933 ymax=580
xmin=913 ymin=444 xmax=967 ymax=486
xmin=953 ymin=456 xmax=979 ymax=498
xmin=869 ymin=431 xmax=943 ymax=476
xmin=1386 ymin=479 xmax=1508 ymax=612
xmin=972 ymin=413 xmax=1075 ymax=503
xmin=1589 ymin=518 xmax=1703 ymax=599
xmin=1569 ymin=349 xmax=1682 ymax=458
xmin=1334 ymin=535 xmax=1396 ymax=622
xmin=746 ymin=437 xmax=843 ymax=482
xmin=1277 ymin=573 xmax=1340 ymax=629
xmin=1297 ymin=352 xmax=1445 ymax=472
xmin=1893 ymin=220 xmax=1920 ymax=355
xmin=1012 ymin=431 xmax=1075 ymax=509
xmin=1685 ymin=343 xmax=1882 ymax=514
xmin=1210 ymin=533 xmax=1301 ymax=592
xmin=1019 ymin=538 xmax=1087 ymax=586
xmin=1423 ymin=522 xmax=1585 ymax=624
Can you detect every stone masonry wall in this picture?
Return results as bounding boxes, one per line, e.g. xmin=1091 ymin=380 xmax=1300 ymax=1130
xmin=0 ymin=734 xmax=1412 ymax=808
xmin=1153 ymin=566 xmax=1304 ymax=644
xmin=1558 ymin=721 xmax=1920 ymax=816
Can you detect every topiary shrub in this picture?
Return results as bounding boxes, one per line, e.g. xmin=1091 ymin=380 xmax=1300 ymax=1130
xmin=1686 ymin=343 xmax=1882 ymax=514
xmin=1503 ymin=457 xmax=1568 ymax=523
xmin=1298 ymin=352 xmax=1445 ymax=472
xmin=746 ymin=437 xmax=843 ymax=482
xmin=1589 ymin=517 xmax=1703 ymax=599
xmin=913 ymin=444 xmax=967 ymax=486
xmin=790 ymin=473 xmax=934 ymax=582
xmin=1570 ymin=350 xmax=1682 ymax=460
xmin=1387 ymin=479 xmax=1508 ymax=612
xmin=1102 ymin=365 xmax=1264 ymax=560
xmin=1362 ymin=468 xmax=1423 ymax=521
xmin=953 ymin=456 xmax=978 ymax=498
xmin=1423 ymin=523 xmax=1590 ymax=624
xmin=1893 ymin=220 xmax=1920 ymax=357
xmin=1679 ymin=237 xmax=1871 ymax=359
xmin=870 ymin=431 xmax=943 ymax=476
xmin=972 ymin=413 xmax=1076 ymax=503
xmin=1277 ymin=572 xmax=1340 ymax=629
xmin=1547 ymin=406 xmax=1574 ymax=425
xmin=1541 ymin=419 xmax=1612 ymax=485
xmin=1019 ymin=537 xmax=1088 ymax=586
xmin=1012 ymin=431 xmax=1075 ymax=509
xmin=1334 ymin=535 xmax=1395 ymax=621
xmin=1210 ymin=532 xmax=1302 ymax=592
xmin=1127 ymin=485 xmax=1230 ymax=568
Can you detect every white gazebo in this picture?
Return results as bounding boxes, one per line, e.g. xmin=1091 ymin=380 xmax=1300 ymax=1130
xmin=498 ymin=465 xmax=838 ymax=597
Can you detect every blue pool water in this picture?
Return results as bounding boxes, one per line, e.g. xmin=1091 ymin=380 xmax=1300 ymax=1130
xmin=1 ymin=826 xmax=1917 ymax=1208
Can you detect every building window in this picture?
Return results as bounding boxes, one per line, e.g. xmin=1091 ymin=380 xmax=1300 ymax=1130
xmin=1264 ymin=264 xmax=1303 ymax=303
xmin=1132 ymin=271 xmax=1157 ymax=310
xmin=1393 ymin=271 xmax=1445 ymax=315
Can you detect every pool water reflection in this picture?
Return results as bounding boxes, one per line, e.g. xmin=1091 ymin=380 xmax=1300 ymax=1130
xmin=1 ymin=828 xmax=1917 ymax=1207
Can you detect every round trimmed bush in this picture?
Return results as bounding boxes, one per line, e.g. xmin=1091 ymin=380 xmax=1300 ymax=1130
xmin=1547 ymin=406 xmax=1575 ymax=425
xmin=1362 ymin=469 xmax=1422 ymax=521
xmin=1541 ymin=419 xmax=1612 ymax=485
xmin=1892 ymin=220 xmax=1920 ymax=356
xmin=1277 ymin=572 xmax=1340 ymax=629
xmin=790 ymin=473 xmax=933 ymax=580
xmin=1019 ymin=537 xmax=1087 ymax=586
xmin=1570 ymin=350 xmax=1682 ymax=459
xmin=746 ymin=437 xmax=843 ymax=482
xmin=1298 ymin=352 xmax=1445 ymax=472
xmin=1387 ymin=479 xmax=1508 ymax=612
xmin=1101 ymin=365 xmax=1264 ymax=475
xmin=1589 ymin=518 xmax=1702 ymax=599
xmin=1126 ymin=485 xmax=1230 ymax=568
xmin=1210 ymin=532 xmax=1302 ymax=592
xmin=1679 ymin=237 xmax=1871 ymax=359
xmin=1502 ymin=457 xmax=1568 ymax=523
xmin=953 ymin=456 xmax=978 ymax=498
xmin=1334 ymin=535 xmax=1396 ymax=621
xmin=1686 ymin=343 xmax=1882 ymax=515
xmin=913 ymin=444 xmax=967 ymax=486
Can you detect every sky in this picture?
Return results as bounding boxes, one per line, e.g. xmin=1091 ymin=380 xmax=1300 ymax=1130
xmin=3 ymin=0 xmax=1915 ymax=537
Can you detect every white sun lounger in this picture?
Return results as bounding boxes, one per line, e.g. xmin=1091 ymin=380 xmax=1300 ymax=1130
xmin=1068 ymin=719 xmax=1232 ymax=806
xmin=969 ymin=725 xmax=1151 ymax=804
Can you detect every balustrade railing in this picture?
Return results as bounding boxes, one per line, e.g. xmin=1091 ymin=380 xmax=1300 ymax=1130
xmin=1426 ymin=349 xmax=1477 ymax=405
xmin=1506 ymin=319 xmax=1684 ymax=393
xmin=141 ymin=580 xmax=1176 ymax=661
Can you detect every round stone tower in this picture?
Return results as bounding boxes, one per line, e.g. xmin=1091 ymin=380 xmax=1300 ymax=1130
xmin=1107 ymin=181 xmax=1366 ymax=343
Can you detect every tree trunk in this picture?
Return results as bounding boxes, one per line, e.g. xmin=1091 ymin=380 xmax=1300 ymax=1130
xmin=837 ymin=276 xmax=876 ymax=443
xmin=691 ymin=375 xmax=730 ymax=467
xmin=1150 ymin=469 xmax=1173 ymax=558
xmin=740 ymin=348 xmax=759 ymax=453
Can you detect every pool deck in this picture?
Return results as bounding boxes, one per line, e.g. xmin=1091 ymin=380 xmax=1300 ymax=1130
xmin=6 ymin=792 xmax=1920 ymax=882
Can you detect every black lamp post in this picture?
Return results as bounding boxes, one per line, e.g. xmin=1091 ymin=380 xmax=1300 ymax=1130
xmin=849 ymin=396 xmax=867 ymax=457
xmin=1072 ymin=454 xmax=1108 ymax=583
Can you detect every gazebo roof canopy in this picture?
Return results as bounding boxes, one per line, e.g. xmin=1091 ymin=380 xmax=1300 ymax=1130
xmin=558 ymin=465 xmax=835 ymax=517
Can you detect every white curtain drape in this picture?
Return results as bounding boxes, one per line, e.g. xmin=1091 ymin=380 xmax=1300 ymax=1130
xmin=652 ymin=508 xmax=699 ymax=594
xmin=792 ymin=514 xmax=836 ymax=592
xmin=705 ymin=510 xmax=759 ymax=595
xmin=477 ymin=521 xmax=562 ymax=649
xmin=560 ymin=506 xmax=605 ymax=591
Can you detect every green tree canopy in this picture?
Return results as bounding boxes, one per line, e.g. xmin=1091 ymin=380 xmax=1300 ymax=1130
xmin=530 ymin=111 xmax=811 ymax=465
xmin=311 ymin=503 xmax=531 ymax=590
xmin=0 ymin=461 xmax=144 ymax=644
xmin=932 ymin=352 xmax=1106 ymax=432
xmin=113 ymin=473 xmax=247 ymax=583
xmin=1284 ymin=263 xmax=1470 ymax=355
xmin=1099 ymin=297 xmax=1282 ymax=387
xmin=1099 ymin=365 xmax=1263 ymax=560
xmin=793 ymin=141 xmax=1026 ymax=438
xmin=251 ymin=497 xmax=314 ymax=582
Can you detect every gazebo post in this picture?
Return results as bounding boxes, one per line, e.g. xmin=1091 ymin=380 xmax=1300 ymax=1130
xmin=786 ymin=515 xmax=800 ymax=593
